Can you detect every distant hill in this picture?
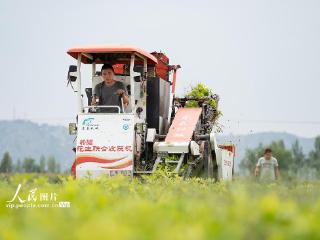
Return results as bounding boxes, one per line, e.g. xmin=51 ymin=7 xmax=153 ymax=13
xmin=0 ymin=120 xmax=316 ymax=171
xmin=0 ymin=120 xmax=74 ymax=170
xmin=217 ymin=132 xmax=315 ymax=169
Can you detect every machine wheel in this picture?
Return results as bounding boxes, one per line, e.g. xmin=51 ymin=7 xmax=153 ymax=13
xmin=182 ymin=141 xmax=215 ymax=179
xmin=203 ymin=141 xmax=214 ymax=179
xmin=182 ymin=163 xmax=194 ymax=179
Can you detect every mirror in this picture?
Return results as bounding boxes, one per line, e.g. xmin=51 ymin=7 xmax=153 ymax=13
xmin=68 ymin=65 xmax=77 ymax=82
xmin=69 ymin=123 xmax=77 ymax=135
xmin=133 ymin=71 xmax=142 ymax=82
xmin=134 ymin=76 xmax=141 ymax=82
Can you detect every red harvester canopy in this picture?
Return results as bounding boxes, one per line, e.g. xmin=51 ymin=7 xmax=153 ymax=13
xmin=67 ymin=45 xmax=158 ymax=65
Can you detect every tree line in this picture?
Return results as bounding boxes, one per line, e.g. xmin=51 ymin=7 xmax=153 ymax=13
xmin=240 ymin=136 xmax=320 ymax=179
xmin=0 ymin=152 xmax=61 ymax=173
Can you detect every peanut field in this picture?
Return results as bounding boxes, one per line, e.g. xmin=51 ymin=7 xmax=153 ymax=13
xmin=0 ymin=173 xmax=320 ymax=240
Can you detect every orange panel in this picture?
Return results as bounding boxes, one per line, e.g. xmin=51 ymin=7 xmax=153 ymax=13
xmin=151 ymin=52 xmax=169 ymax=80
xmin=165 ymin=108 xmax=202 ymax=143
xmin=219 ymin=145 xmax=236 ymax=154
xmin=67 ymin=45 xmax=158 ymax=64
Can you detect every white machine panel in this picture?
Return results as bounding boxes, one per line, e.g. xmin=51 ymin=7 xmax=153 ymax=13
xmin=75 ymin=114 xmax=134 ymax=178
xmin=216 ymin=148 xmax=234 ymax=181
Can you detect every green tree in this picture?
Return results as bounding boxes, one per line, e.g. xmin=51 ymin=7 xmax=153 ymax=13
xmin=34 ymin=164 xmax=41 ymax=173
xmin=240 ymin=143 xmax=264 ymax=174
xmin=15 ymin=159 xmax=22 ymax=173
xmin=308 ymin=136 xmax=320 ymax=171
xmin=56 ymin=163 xmax=61 ymax=173
xmin=291 ymin=139 xmax=305 ymax=173
xmin=39 ymin=155 xmax=46 ymax=173
xmin=47 ymin=156 xmax=56 ymax=173
xmin=0 ymin=152 xmax=13 ymax=173
xmin=22 ymin=157 xmax=37 ymax=173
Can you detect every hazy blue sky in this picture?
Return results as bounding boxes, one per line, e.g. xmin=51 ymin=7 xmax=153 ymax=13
xmin=1 ymin=0 xmax=319 ymax=137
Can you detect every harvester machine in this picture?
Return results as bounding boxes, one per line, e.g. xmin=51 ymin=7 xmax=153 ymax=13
xmin=67 ymin=45 xmax=234 ymax=180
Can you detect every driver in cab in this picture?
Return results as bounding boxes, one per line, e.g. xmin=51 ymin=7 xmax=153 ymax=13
xmin=91 ymin=64 xmax=129 ymax=112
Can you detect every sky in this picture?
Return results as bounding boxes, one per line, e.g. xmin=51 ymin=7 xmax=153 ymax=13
xmin=0 ymin=0 xmax=320 ymax=137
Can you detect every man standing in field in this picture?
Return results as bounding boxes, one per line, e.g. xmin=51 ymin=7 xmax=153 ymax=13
xmin=255 ymin=148 xmax=280 ymax=182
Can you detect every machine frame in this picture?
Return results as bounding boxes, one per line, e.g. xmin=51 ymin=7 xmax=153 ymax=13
xmin=67 ymin=45 xmax=235 ymax=180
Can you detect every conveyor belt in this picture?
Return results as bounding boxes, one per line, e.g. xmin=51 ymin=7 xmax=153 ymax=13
xmin=165 ymin=108 xmax=202 ymax=143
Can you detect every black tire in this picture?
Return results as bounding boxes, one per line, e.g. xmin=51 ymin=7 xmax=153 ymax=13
xmin=183 ymin=141 xmax=215 ymax=179
xmin=203 ymin=141 xmax=214 ymax=179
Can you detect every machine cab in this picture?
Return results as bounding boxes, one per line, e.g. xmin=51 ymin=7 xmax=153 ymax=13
xmin=67 ymin=46 xmax=159 ymax=115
